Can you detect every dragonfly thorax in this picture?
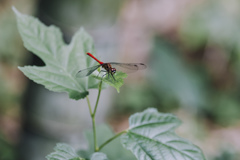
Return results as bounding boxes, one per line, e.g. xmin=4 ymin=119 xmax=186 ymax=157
xmin=102 ymin=63 xmax=116 ymax=74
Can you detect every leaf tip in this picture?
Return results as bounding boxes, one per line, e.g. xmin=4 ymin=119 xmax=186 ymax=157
xmin=116 ymin=88 xmax=120 ymax=93
xmin=80 ymin=27 xmax=85 ymax=31
xmin=12 ymin=6 xmax=20 ymax=16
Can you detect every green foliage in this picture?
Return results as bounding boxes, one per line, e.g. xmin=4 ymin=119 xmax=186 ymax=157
xmin=121 ymin=108 xmax=206 ymax=160
xmin=46 ymin=143 xmax=83 ymax=160
xmin=0 ymin=134 xmax=16 ymax=160
xmin=13 ymin=7 xmax=126 ymax=100
xmin=13 ymin=7 xmax=206 ymax=160
xmin=205 ymin=93 xmax=240 ymax=125
xmin=213 ymin=149 xmax=239 ymax=160
xmin=180 ymin=0 xmax=240 ymax=49
xmin=92 ymin=72 xmax=127 ymax=93
xmin=178 ymin=0 xmax=240 ymax=125
xmin=151 ymin=39 xmax=206 ymax=109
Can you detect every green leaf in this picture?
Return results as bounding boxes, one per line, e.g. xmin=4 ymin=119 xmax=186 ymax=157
xmin=92 ymin=71 xmax=127 ymax=93
xmin=46 ymin=143 xmax=84 ymax=160
xmin=12 ymin=7 xmax=109 ymax=100
xmin=90 ymin=152 xmax=108 ymax=160
xmin=121 ymin=108 xmax=206 ymax=160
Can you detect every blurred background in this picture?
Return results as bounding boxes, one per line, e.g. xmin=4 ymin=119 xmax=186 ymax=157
xmin=1 ymin=0 xmax=240 ymax=159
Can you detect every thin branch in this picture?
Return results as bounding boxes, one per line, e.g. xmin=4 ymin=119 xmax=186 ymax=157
xmin=98 ymin=130 xmax=128 ymax=151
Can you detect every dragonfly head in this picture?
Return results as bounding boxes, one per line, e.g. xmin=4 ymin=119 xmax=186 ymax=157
xmin=111 ymin=68 xmax=116 ymax=74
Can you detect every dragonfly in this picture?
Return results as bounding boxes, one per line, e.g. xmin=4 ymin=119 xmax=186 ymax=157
xmin=76 ymin=53 xmax=147 ymax=80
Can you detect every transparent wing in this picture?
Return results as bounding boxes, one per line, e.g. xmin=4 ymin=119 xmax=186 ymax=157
xmin=76 ymin=65 xmax=101 ymax=78
xmin=109 ymin=62 xmax=147 ymax=73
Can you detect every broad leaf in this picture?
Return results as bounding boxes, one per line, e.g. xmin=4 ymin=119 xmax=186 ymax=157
xmin=46 ymin=143 xmax=84 ymax=160
xmin=121 ymin=108 xmax=206 ymax=160
xmin=13 ymin=7 xmax=126 ymax=99
xmin=90 ymin=152 xmax=108 ymax=160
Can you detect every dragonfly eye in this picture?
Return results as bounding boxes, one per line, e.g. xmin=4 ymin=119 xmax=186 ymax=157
xmin=112 ymin=68 xmax=116 ymax=73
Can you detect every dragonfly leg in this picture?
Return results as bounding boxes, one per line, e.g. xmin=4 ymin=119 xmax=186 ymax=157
xmin=103 ymin=72 xmax=112 ymax=81
xmin=97 ymin=71 xmax=101 ymax=77
xmin=101 ymin=72 xmax=107 ymax=79
xmin=101 ymin=71 xmax=117 ymax=82
xmin=110 ymin=72 xmax=116 ymax=81
xmin=97 ymin=70 xmax=106 ymax=77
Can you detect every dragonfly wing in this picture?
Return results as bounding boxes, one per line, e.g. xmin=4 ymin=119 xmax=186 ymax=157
xmin=110 ymin=62 xmax=147 ymax=73
xmin=76 ymin=65 xmax=101 ymax=78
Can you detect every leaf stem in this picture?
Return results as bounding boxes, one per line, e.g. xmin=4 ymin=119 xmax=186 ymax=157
xmin=98 ymin=130 xmax=128 ymax=151
xmin=92 ymin=116 xmax=98 ymax=151
xmin=86 ymin=96 xmax=98 ymax=151
xmin=86 ymin=80 xmax=103 ymax=152
xmin=93 ymin=80 xmax=102 ymax=116
xmin=86 ymin=96 xmax=93 ymax=115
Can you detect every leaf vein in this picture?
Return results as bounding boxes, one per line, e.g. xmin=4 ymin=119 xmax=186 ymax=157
xmin=130 ymin=121 xmax=178 ymax=130
xmin=128 ymin=131 xmax=195 ymax=160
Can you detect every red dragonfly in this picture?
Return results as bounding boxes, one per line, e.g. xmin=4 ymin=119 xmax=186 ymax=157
xmin=76 ymin=53 xmax=146 ymax=80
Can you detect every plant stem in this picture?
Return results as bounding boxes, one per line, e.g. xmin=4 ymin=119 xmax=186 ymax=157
xmin=98 ymin=130 xmax=128 ymax=151
xmin=86 ymin=96 xmax=97 ymax=151
xmin=92 ymin=116 xmax=98 ymax=151
xmin=86 ymin=81 xmax=103 ymax=152
xmin=86 ymin=96 xmax=93 ymax=115
xmin=93 ymin=80 xmax=102 ymax=116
